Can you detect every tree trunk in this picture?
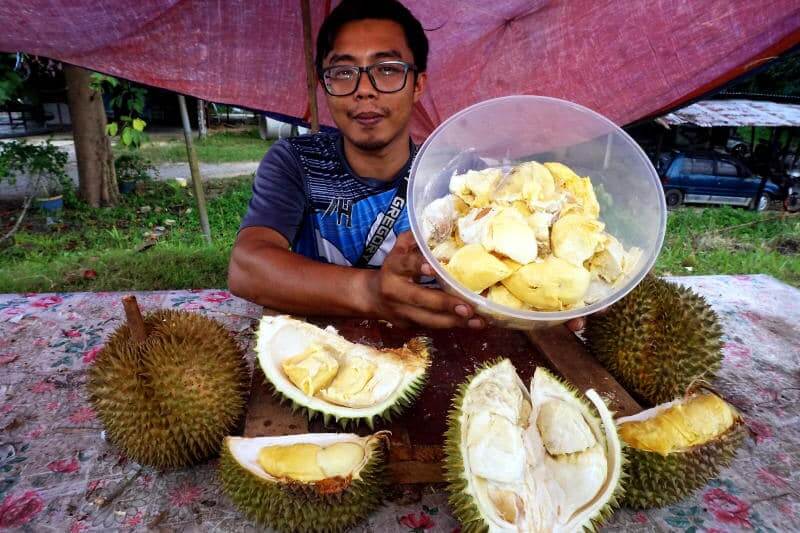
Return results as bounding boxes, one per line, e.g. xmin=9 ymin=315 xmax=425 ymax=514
xmin=197 ymin=98 xmax=208 ymax=139
xmin=64 ymin=64 xmax=119 ymax=207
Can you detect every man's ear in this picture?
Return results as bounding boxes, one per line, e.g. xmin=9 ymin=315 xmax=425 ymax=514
xmin=412 ymin=71 xmax=427 ymax=103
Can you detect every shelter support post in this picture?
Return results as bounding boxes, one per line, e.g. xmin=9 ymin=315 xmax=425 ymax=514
xmin=300 ymin=0 xmax=320 ymax=133
xmin=178 ymin=93 xmax=212 ymax=244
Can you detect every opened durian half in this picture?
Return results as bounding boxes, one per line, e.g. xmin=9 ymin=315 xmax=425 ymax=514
xmin=256 ymin=315 xmax=431 ymax=428
xmin=445 ymin=359 xmax=624 ymax=532
xmin=617 ymin=391 xmax=745 ymax=509
xmin=220 ymin=432 xmax=388 ymax=532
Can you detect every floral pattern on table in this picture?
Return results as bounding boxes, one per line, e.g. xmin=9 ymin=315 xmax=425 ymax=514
xmin=0 ymin=277 xmax=798 ymax=532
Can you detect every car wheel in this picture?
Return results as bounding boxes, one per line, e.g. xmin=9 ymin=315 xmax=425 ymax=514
xmin=665 ymin=189 xmax=683 ymax=208
xmin=756 ymin=194 xmax=771 ymax=212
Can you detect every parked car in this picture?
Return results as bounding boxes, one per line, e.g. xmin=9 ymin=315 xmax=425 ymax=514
xmin=656 ymin=151 xmax=780 ymax=211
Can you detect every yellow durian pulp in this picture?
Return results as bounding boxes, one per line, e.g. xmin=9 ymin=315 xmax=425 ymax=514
xmin=281 ymin=345 xmax=339 ymax=396
xmin=551 ymin=213 xmax=605 ymax=267
xmin=619 ymin=394 xmax=738 ymax=456
xmin=544 ymin=162 xmax=600 ymax=218
xmin=318 ymin=357 xmax=377 ymax=407
xmin=502 ymin=256 xmax=591 ymax=310
xmin=446 ymin=244 xmax=514 ymax=293
xmin=257 ymin=441 xmax=365 ymax=482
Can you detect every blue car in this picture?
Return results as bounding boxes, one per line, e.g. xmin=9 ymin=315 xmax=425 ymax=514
xmin=657 ymin=151 xmax=779 ymax=211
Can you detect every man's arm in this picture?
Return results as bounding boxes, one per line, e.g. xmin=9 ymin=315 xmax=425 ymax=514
xmin=228 ymin=227 xmax=482 ymax=329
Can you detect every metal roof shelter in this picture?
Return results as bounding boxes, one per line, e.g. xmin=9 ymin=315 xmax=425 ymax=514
xmin=658 ymin=99 xmax=800 ymax=128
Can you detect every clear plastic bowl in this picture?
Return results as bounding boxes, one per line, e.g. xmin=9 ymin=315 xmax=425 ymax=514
xmin=408 ymin=95 xmax=667 ymax=330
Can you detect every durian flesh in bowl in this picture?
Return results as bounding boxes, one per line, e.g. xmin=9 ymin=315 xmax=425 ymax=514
xmin=408 ymin=95 xmax=666 ymax=329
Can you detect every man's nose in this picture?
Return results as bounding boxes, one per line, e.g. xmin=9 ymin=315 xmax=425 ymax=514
xmin=354 ymin=69 xmax=377 ymax=99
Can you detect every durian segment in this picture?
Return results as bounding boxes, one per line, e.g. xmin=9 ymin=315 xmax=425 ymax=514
xmin=281 ymin=345 xmax=339 ymax=396
xmin=458 ymin=207 xmax=497 ymax=245
xmin=616 ymin=393 xmax=745 ymax=509
xmin=318 ymin=356 xmax=384 ymax=408
xmin=528 ymin=210 xmax=554 ymax=242
xmin=467 ymin=411 xmax=527 ymax=483
xmin=432 ymin=238 xmax=460 ymax=262
xmin=618 ymin=393 xmax=738 ymax=456
xmin=550 ymin=213 xmax=605 ymax=267
xmin=445 ymin=360 xmax=624 ymax=533
xmin=588 ymin=234 xmax=626 ymax=283
xmin=421 ymin=194 xmax=459 ymax=247
xmin=450 ymin=168 xmax=504 ymax=207
xmin=258 ymin=443 xmax=326 ymax=482
xmin=229 ymin=433 xmax=380 ymax=484
xmin=446 ymin=244 xmax=514 ymax=293
xmin=221 ymin=432 xmax=388 ymax=532
xmin=481 ymin=207 xmax=538 ymax=264
xmin=257 ymin=316 xmax=430 ymax=427
xmin=486 ymin=284 xmax=525 ymax=310
xmin=536 ymin=400 xmax=597 ymax=455
xmin=544 ymin=162 xmax=600 ymax=218
xmin=317 ymin=442 xmax=366 ymax=478
xmin=502 ymin=256 xmax=591 ymax=310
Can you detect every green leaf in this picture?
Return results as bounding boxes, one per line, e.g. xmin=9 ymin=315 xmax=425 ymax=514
xmin=121 ymin=128 xmax=133 ymax=146
xmin=120 ymin=115 xmax=131 ymax=122
xmin=106 ymin=122 xmax=118 ymax=136
xmin=132 ymin=118 xmax=146 ymax=132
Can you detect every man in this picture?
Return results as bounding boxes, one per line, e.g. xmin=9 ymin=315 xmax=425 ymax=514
xmin=229 ymin=0 xmax=584 ymax=331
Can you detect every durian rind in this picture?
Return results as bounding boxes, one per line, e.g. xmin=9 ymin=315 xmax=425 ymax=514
xmin=87 ymin=310 xmax=248 ymax=469
xmin=219 ymin=433 xmax=388 ymax=532
xmin=585 ymin=275 xmax=723 ymax=405
xmin=444 ymin=359 xmax=625 ymax=533
xmin=619 ymin=420 xmax=745 ymax=509
xmin=257 ymin=316 xmax=432 ymax=429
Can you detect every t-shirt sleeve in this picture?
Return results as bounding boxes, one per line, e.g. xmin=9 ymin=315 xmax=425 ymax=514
xmin=238 ymin=140 xmax=306 ymax=243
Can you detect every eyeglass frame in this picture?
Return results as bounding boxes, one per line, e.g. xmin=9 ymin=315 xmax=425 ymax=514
xmin=318 ymin=60 xmax=419 ymax=96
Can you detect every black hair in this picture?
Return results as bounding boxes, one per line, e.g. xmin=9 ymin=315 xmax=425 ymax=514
xmin=315 ymin=0 xmax=428 ymax=75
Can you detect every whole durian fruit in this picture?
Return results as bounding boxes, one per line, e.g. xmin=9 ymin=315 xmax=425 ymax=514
xmin=617 ymin=390 xmax=746 ymax=509
xmin=444 ymin=359 xmax=624 ymax=532
xmin=584 ymin=275 xmax=723 ymax=405
xmin=220 ymin=432 xmax=388 ymax=532
xmin=87 ymin=297 xmax=248 ymax=469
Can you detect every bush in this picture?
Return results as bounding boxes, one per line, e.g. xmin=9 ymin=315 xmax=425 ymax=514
xmin=114 ymin=153 xmax=158 ymax=182
xmin=0 ymin=139 xmax=69 ymax=197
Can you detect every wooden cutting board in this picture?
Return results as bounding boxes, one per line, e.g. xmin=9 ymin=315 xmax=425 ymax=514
xmin=243 ymin=317 xmax=641 ymax=484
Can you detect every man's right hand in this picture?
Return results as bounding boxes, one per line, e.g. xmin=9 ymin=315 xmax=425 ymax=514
xmin=360 ymin=232 xmax=484 ymax=329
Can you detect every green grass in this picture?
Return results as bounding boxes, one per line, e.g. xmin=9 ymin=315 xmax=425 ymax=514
xmin=654 ymin=206 xmax=800 ymax=286
xmin=2 ymin=187 xmax=799 ymax=293
xmin=117 ymin=128 xmax=271 ymax=164
xmin=0 ymin=177 xmax=253 ymax=293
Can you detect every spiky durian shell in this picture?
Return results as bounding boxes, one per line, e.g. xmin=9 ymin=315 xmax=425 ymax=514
xmin=443 ymin=360 xmax=625 ymax=532
xmin=443 ymin=360 xmax=499 ymax=533
xmin=621 ymin=421 xmax=746 ymax=509
xmin=218 ymin=437 xmax=387 ymax=533
xmin=584 ymin=275 xmax=723 ymax=405
xmin=265 ymin=335 xmax=432 ymax=430
xmin=87 ymin=310 xmax=248 ymax=469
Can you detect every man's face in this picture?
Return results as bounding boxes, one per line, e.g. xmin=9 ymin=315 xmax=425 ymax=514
xmin=322 ymin=19 xmax=426 ymax=152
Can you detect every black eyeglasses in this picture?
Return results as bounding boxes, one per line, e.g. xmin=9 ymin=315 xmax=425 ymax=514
xmin=320 ymin=61 xmax=417 ymax=96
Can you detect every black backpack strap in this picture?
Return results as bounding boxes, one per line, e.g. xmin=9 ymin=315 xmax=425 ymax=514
xmin=354 ymin=176 xmax=408 ymax=268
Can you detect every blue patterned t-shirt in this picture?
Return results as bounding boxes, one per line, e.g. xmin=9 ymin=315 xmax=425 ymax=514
xmin=239 ymin=131 xmax=416 ymax=267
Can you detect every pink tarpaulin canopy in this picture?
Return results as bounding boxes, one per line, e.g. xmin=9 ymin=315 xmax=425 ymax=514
xmin=1 ymin=1 xmax=799 ymax=141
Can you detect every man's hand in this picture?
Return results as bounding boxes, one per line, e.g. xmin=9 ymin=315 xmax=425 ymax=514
xmin=361 ymin=232 xmax=484 ymax=329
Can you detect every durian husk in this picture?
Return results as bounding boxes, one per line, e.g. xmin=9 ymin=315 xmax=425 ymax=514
xmin=219 ymin=435 xmax=388 ymax=533
xmin=620 ymin=418 xmax=746 ymax=509
xmin=584 ymin=275 xmax=723 ymax=405
xmin=87 ymin=310 xmax=248 ymax=469
xmin=443 ymin=359 xmax=625 ymax=532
